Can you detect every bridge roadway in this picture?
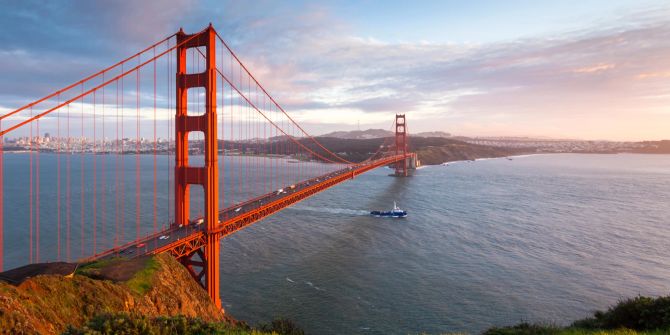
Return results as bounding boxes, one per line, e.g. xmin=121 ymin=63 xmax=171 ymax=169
xmin=91 ymin=154 xmax=410 ymax=261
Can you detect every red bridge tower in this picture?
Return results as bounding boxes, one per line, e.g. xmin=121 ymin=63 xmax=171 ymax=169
xmin=395 ymin=114 xmax=408 ymax=177
xmin=174 ymin=25 xmax=221 ymax=308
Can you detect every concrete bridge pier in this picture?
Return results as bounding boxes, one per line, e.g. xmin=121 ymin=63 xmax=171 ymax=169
xmin=409 ymin=153 xmax=419 ymax=170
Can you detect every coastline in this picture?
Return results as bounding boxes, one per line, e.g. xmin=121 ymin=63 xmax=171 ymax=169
xmin=436 ymin=152 xmax=669 ymax=167
xmin=438 ymin=153 xmax=544 ymax=166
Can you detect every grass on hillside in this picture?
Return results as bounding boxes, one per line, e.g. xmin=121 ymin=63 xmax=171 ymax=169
xmin=75 ymin=258 xmax=120 ymax=274
xmin=63 ymin=313 xmax=305 ymax=335
xmin=483 ymin=323 xmax=669 ymax=335
xmin=124 ymin=257 xmax=160 ymax=295
xmin=483 ymin=296 xmax=670 ymax=335
xmin=76 ymin=256 xmax=160 ymax=295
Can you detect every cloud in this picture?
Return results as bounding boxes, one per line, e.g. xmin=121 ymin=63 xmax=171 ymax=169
xmin=1 ymin=2 xmax=669 ymax=140
xmin=573 ymin=63 xmax=616 ymax=74
xmin=221 ymin=6 xmax=670 ymax=140
xmin=636 ymin=71 xmax=670 ymax=79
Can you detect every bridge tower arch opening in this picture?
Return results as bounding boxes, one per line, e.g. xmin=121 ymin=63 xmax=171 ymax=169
xmin=175 ymin=25 xmax=221 ymax=308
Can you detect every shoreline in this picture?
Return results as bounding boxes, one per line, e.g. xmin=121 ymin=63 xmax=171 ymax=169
xmin=436 ymin=152 xmax=669 ymax=167
xmin=438 ymin=153 xmax=542 ymax=166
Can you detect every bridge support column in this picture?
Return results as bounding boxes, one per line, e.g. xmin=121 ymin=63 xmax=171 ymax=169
xmin=409 ymin=153 xmax=418 ymax=170
xmin=175 ymin=25 xmax=221 ymax=308
xmin=394 ymin=114 xmax=408 ymax=177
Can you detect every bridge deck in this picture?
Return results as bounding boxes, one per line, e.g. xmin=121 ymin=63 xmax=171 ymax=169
xmin=91 ymin=154 xmax=410 ymax=261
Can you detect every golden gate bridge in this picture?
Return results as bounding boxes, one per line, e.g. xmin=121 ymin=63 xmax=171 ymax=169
xmin=0 ymin=24 xmax=415 ymax=307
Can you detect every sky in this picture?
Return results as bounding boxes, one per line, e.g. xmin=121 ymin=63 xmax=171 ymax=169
xmin=0 ymin=0 xmax=669 ymax=141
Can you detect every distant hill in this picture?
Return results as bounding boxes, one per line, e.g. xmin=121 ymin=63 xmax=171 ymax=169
xmin=630 ymin=140 xmax=670 ymax=154
xmin=319 ymin=129 xmax=451 ymax=139
xmin=413 ymin=131 xmax=451 ymax=138
xmin=245 ymin=136 xmax=519 ymax=164
xmin=319 ymin=129 xmax=393 ymax=139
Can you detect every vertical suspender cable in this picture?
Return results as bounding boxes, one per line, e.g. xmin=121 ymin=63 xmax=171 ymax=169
xmin=153 ymin=47 xmax=157 ymax=235
xmin=29 ymin=107 xmax=33 ymax=263
xmin=36 ymin=117 xmax=40 ymax=262
xmin=66 ymin=103 xmax=71 ymax=261
xmin=120 ymin=65 xmax=125 ymax=244
xmin=80 ymin=83 xmax=84 ymax=258
xmin=263 ymin=95 xmax=266 ymax=195
xmin=0 ymin=117 xmax=2 ymax=270
xmin=101 ymin=73 xmax=106 ymax=251
xmin=167 ymin=41 xmax=172 ymax=227
xmin=93 ymin=90 xmax=97 ymax=255
xmin=220 ymin=44 xmax=225 ymax=212
xmin=136 ymin=62 xmax=141 ymax=241
xmin=57 ymin=94 xmax=61 ymax=260
xmin=115 ymin=79 xmax=119 ymax=248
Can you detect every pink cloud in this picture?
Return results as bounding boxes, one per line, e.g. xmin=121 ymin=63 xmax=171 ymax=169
xmin=573 ymin=63 xmax=616 ymax=74
xmin=224 ymin=9 xmax=670 ymax=140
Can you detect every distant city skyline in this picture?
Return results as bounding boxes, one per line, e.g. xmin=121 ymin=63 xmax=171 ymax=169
xmin=1 ymin=0 xmax=669 ymax=141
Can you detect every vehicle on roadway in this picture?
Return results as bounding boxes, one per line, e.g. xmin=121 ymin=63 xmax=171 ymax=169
xmin=159 ymin=235 xmax=170 ymax=240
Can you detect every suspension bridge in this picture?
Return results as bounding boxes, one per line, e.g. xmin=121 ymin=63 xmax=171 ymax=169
xmin=0 ymin=25 xmax=416 ymax=307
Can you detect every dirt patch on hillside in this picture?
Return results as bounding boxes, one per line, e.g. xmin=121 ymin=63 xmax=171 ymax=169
xmin=0 ymin=262 xmax=78 ymax=285
xmin=77 ymin=256 xmax=152 ymax=282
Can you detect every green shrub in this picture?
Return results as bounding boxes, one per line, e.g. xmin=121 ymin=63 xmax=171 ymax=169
xmin=257 ymin=318 xmax=305 ymax=335
xmin=483 ymin=322 xmax=562 ymax=335
xmin=62 ymin=312 xmax=304 ymax=335
xmin=573 ymin=296 xmax=670 ymax=331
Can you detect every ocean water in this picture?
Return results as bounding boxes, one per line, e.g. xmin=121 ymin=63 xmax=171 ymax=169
xmin=0 ymin=153 xmax=337 ymax=266
xmin=2 ymin=153 xmax=670 ymax=334
xmin=219 ymin=154 xmax=670 ymax=334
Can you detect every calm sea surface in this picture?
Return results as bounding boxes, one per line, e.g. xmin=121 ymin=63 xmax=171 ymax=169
xmin=3 ymin=153 xmax=670 ymax=334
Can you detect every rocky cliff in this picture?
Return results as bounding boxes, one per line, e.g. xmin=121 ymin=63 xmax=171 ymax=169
xmin=0 ymin=254 xmax=233 ymax=334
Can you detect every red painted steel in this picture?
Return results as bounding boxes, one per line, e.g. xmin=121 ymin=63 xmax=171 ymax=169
xmin=175 ymin=25 xmax=221 ymax=308
xmin=0 ymin=119 xmax=2 ymax=271
xmin=395 ymin=114 xmax=408 ymax=177
xmin=144 ymin=154 xmax=409 ymax=256
xmin=0 ymin=24 xmax=414 ymax=310
xmin=0 ymin=31 xmax=205 ymax=138
xmin=210 ymin=155 xmax=409 ymax=238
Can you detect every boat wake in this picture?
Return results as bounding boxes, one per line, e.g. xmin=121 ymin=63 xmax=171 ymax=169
xmin=289 ymin=206 xmax=369 ymax=216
